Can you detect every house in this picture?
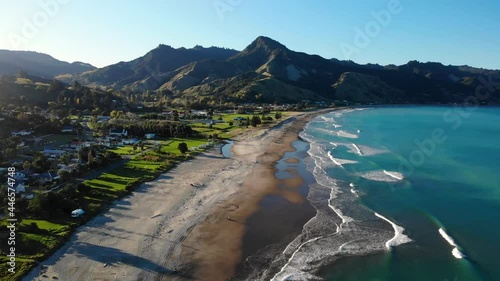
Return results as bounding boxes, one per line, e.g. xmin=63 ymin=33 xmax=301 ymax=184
xmin=109 ymin=128 xmax=128 ymax=137
xmin=11 ymin=130 xmax=32 ymax=136
xmin=13 ymin=172 xmax=26 ymax=180
xmin=122 ymin=138 xmax=139 ymax=145
xmin=61 ymin=126 xmax=74 ymax=133
xmin=145 ymin=133 xmax=156 ymax=139
xmin=43 ymin=149 xmax=66 ymax=157
xmin=71 ymin=208 xmax=85 ymax=218
xmin=192 ymin=110 xmax=208 ymax=116
xmin=39 ymin=172 xmax=59 ymax=184
xmin=21 ymin=193 xmax=34 ymax=200
xmin=58 ymin=164 xmax=77 ymax=173
xmin=97 ymin=116 xmax=111 ymax=122
xmin=69 ymin=140 xmax=88 ymax=149
xmin=13 ymin=182 xmax=26 ymax=193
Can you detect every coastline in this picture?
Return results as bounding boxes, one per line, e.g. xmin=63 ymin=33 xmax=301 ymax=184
xmin=23 ymin=109 xmax=332 ymax=281
xmin=175 ymin=109 xmax=332 ymax=280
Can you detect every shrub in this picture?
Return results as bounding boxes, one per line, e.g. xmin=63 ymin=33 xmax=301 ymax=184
xmin=178 ymin=142 xmax=188 ymax=154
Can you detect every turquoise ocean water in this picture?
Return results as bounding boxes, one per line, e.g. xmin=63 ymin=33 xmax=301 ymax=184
xmin=284 ymin=106 xmax=500 ymax=281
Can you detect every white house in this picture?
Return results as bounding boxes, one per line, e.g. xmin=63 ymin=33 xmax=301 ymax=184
xmin=43 ymin=149 xmax=66 ymax=157
xmin=109 ymin=129 xmax=128 ymax=137
xmin=145 ymin=133 xmax=156 ymax=139
xmin=61 ymin=126 xmax=74 ymax=133
xmin=123 ymin=138 xmax=139 ymax=145
xmin=11 ymin=130 xmax=32 ymax=136
xmin=71 ymin=208 xmax=85 ymax=218
xmin=21 ymin=193 xmax=34 ymax=200
xmin=97 ymin=116 xmax=111 ymax=122
xmin=38 ymin=172 xmax=59 ymax=184
xmin=14 ymin=182 xmax=26 ymax=193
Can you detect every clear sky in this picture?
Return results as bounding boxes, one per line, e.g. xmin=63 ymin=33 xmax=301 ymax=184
xmin=0 ymin=0 xmax=499 ymax=69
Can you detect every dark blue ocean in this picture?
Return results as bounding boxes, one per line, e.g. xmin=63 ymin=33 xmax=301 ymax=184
xmin=270 ymin=106 xmax=500 ymax=281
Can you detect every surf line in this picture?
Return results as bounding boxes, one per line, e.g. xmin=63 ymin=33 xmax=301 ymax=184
xmin=328 ymin=189 xmax=353 ymax=232
xmin=374 ymin=213 xmax=411 ymax=249
xmin=383 ymin=170 xmax=404 ymax=181
xmin=270 ymin=236 xmax=324 ymax=281
xmin=351 ymin=143 xmax=362 ymax=155
xmin=438 ymin=228 xmax=466 ymax=259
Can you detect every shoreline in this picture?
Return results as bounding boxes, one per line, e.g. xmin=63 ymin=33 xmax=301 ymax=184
xmin=175 ymin=109 xmax=332 ymax=280
xmin=23 ymin=109 xmax=333 ymax=281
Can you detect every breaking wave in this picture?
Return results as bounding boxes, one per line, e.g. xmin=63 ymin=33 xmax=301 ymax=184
xmin=359 ymin=170 xmax=405 ymax=182
xmin=438 ymin=228 xmax=466 ymax=259
xmin=375 ymin=213 xmax=412 ymax=248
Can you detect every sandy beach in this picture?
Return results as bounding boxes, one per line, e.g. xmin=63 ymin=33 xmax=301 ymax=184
xmin=23 ymin=110 xmax=330 ymax=281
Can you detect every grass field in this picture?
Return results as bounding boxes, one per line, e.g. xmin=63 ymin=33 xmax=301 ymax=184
xmin=34 ymin=134 xmax=76 ymax=150
xmin=20 ymin=219 xmax=67 ymax=231
xmin=190 ymin=112 xmax=287 ymax=138
xmin=158 ymin=138 xmax=209 ymax=154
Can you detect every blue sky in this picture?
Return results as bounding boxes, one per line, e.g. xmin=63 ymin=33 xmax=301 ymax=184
xmin=0 ymin=0 xmax=499 ymax=69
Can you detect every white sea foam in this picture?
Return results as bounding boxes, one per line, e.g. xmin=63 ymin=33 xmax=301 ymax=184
xmin=329 ymin=142 xmax=338 ymax=147
xmin=375 ymin=213 xmax=412 ymax=248
xmin=351 ymin=143 xmax=363 ymax=155
xmin=337 ymin=130 xmax=358 ymax=139
xmin=328 ymin=189 xmax=354 ymax=228
xmin=383 ymin=170 xmax=404 ymax=181
xmin=438 ymin=228 xmax=466 ymax=259
xmin=332 ymin=108 xmax=367 ymax=117
xmin=350 ymin=188 xmax=358 ymax=197
xmin=356 ymin=144 xmax=388 ymax=156
xmin=327 ymin=151 xmax=358 ymax=167
xmin=271 ymin=236 xmax=324 ymax=281
xmin=359 ymin=170 xmax=404 ymax=183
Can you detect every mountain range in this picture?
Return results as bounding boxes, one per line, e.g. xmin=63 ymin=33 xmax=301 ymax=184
xmin=0 ymin=50 xmax=95 ymax=78
xmin=4 ymin=36 xmax=500 ymax=104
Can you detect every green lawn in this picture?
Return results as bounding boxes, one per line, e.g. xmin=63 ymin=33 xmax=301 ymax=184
xmin=107 ymin=144 xmax=153 ymax=155
xmin=34 ymin=134 xmax=76 ymax=150
xmin=189 ymin=112 xmax=287 ymax=139
xmin=20 ymin=219 xmax=66 ymax=231
xmin=158 ymin=138 xmax=210 ymax=155
xmin=107 ymin=145 xmax=135 ymax=155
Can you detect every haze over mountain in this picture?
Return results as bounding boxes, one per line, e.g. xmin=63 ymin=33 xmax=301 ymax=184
xmin=0 ymin=50 xmax=95 ymax=78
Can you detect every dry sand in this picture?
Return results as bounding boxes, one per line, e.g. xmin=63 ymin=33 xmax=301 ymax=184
xmin=23 ymin=110 xmax=330 ymax=281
